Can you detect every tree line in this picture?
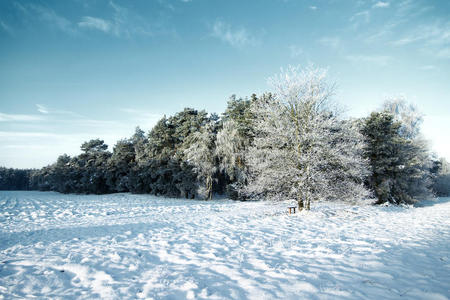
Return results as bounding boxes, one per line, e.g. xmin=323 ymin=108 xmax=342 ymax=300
xmin=1 ymin=66 xmax=449 ymax=209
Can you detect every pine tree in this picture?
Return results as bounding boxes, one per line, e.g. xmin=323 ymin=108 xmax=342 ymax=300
xmin=362 ymin=111 xmax=432 ymax=204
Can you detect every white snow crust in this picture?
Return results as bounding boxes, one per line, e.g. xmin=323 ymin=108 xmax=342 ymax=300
xmin=0 ymin=191 xmax=449 ymax=299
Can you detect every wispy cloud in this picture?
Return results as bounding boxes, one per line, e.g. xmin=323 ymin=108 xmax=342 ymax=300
xmin=211 ymin=20 xmax=258 ymax=48
xmin=0 ymin=105 xmax=157 ymax=167
xmin=373 ymin=2 xmax=390 ymax=9
xmin=309 ymin=6 xmax=318 ymax=11
xmin=363 ymin=21 xmax=397 ymax=44
xmin=14 ymin=2 xmax=75 ymax=34
xmin=391 ymin=37 xmax=416 ymax=46
xmin=0 ymin=131 xmax=61 ymax=138
xmin=395 ymin=0 xmax=433 ymax=20
xmin=361 ymin=0 xmax=434 ymax=45
xmin=350 ymin=10 xmax=370 ymax=29
xmin=392 ymin=22 xmax=450 ymax=46
xmin=436 ymin=48 xmax=450 ymax=59
xmin=12 ymin=1 xmax=162 ymax=39
xmin=107 ymin=1 xmax=154 ymax=38
xmin=0 ymin=20 xmax=14 ymax=36
xmin=0 ymin=130 xmax=129 ymax=168
xmin=318 ymin=36 xmax=341 ymax=50
xmin=36 ymin=104 xmax=49 ymax=114
xmin=391 ymin=21 xmax=450 ymax=58
xmin=345 ymin=55 xmax=392 ymax=66
xmin=0 ymin=112 xmax=43 ymax=122
xmin=121 ymin=108 xmax=162 ymax=129
xmin=78 ymin=16 xmax=112 ymax=33
xmin=35 ymin=104 xmax=85 ymax=118
xmin=419 ymin=65 xmax=437 ymax=71
xmin=396 ymin=0 xmax=417 ymax=18
xmin=288 ymin=45 xmax=303 ymax=58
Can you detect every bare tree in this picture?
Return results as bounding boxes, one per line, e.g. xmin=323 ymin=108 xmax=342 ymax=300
xmin=382 ymin=96 xmax=423 ymax=140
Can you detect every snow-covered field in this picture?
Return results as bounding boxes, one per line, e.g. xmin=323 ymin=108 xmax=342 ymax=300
xmin=0 ymin=191 xmax=449 ymax=300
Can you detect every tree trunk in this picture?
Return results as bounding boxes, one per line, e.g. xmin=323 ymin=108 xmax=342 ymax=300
xmin=206 ymin=175 xmax=212 ymax=200
xmin=297 ymin=197 xmax=304 ymax=211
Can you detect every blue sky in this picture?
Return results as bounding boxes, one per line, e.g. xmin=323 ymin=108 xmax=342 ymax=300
xmin=0 ymin=0 xmax=449 ymax=168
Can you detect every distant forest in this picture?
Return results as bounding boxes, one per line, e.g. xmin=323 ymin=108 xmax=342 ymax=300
xmin=1 ymin=67 xmax=449 ymax=208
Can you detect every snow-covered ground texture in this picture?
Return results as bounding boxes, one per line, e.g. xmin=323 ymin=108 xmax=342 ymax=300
xmin=0 ymin=191 xmax=449 ymax=300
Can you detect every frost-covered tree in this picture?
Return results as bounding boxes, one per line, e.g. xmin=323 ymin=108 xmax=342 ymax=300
xmin=216 ymin=119 xmax=247 ymax=197
xmin=216 ymin=95 xmax=257 ymax=198
xmin=382 ymin=96 xmax=423 ymax=140
xmin=184 ymin=121 xmax=218 ymax=200
xmin=131 ymin=126 xmax=147 ymax=163
xmin=243 ymin=66 xmax=370 ymax=210
xmin=430 ymin=157 xmax=450 ymax=197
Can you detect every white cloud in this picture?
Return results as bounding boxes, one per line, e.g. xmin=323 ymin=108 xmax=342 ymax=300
xmin=78 ymin=16 xmax=112 ymax=33
xmin=436 ymin=48 xmax=450 ymax=59
xmin=36 ymin=104 xmax=49 ymax=114
xmin=419 ymin=65 xmax=437 ymax=71
xmin=0 ymin=131 xmax=61 ymax=138
xmin=373 ymin=2 xmax=390 ymax=8
xmin=391 ymin=37 xmax=417 ymax=46
xmin=363 ymin=21 xmax=398 ymax=44
xmin=108 ymin=1 xmax=154 ymax=38
xmin=121 ymin=108 xmax=161 ymax=117
xmin=0 ymin=112 xmax=43 ymax=122
xmin=35 ymin=104 xmax=85 ymax=118
xmin=309 ymin=6 xmax=318 ymax=11
xmin=350 ymin=10 xmax=370 ymax=29
xmin=345 ymin=55 xmax=392 ymax=66
xmin=318 ymin=36 xmax=341 ymax=49
xmin=34 ymin=6 xmax=72 ymax=32
xmin=121 ymin=108 xmax=162 ymax=129
xmin=77 ymin=3 xmax=148 ymax=38
xmin=391 ymin=21 xmax=450 ymax=59
xmin=0 ymin=131 xmax=123 ymax=168
xmin=12 ymin=1 xmax=159 ymax=38
xmin=289 ymin=45 xmax=303 ymax=58
xmin=211 ymin=20 xmax=258 ymax=48
xmin=14 ymin=3 xmax=75 ymax=34
xmin=362 ymin=0 xmax=432 ymax=44
xmin=0 ymin=20 xmax=14 ymax=35
xmin=0 ymin=104 xmax=162 ymax=168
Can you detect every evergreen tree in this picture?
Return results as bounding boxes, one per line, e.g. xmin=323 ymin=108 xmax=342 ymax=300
xmin=77 ymin=139 xmax=112 ymax=194
xmin=106 ymin=139 xmax=136 ymax=192
xmin=362 ymin=112 xmax=432 ymax=204
xmin=0 ymin=167 xmax=32 ymax=190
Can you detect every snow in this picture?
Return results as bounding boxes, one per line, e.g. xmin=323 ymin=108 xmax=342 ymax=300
xmin=0 ymin=191 xmax=449 ymax=300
